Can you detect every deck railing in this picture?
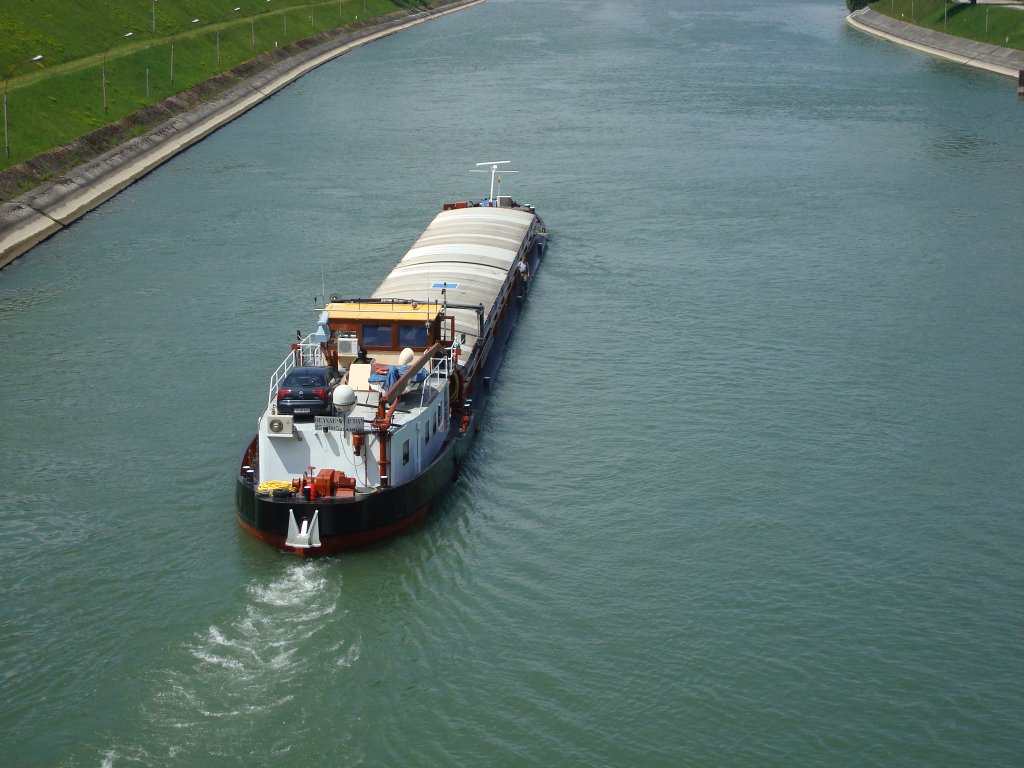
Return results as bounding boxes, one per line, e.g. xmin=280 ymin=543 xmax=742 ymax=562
xmin=266 ymin=334 xmax=326 ymax=411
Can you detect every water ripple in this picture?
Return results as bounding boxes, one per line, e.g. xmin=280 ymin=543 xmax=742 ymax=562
xmin=94 ymin=563 xmax=358 ymax=766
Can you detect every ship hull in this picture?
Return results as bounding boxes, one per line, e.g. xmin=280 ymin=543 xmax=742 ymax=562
xmin=236 ymin=433 xmax=466 ymax=556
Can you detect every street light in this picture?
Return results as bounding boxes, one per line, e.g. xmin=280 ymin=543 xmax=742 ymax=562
xmin=216 ymin=7 xmax=242 ymax=67
xmin=152 ymin=0 xmax=158 ymax=33
xmin=102 ymin=31 xmax=133 ymax=113
xmin=4 ymin=54 xmax=43 ymax=160
xmin=171 ymin=18 xmax=200 ymax=86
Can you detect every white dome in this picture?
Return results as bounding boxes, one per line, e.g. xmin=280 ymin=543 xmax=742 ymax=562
xmin=333 ymin=385 xmax=357 ymax=414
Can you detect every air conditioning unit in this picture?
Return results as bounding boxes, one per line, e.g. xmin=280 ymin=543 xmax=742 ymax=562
xmin=265 ymin=414 xmax=294 ymax=438
xmin=337 ymin=336 xmax=358 ymax=357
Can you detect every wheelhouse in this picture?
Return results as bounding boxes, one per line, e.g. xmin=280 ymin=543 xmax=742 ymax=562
xmin=318 ymin=299 xmax=454 ymax=368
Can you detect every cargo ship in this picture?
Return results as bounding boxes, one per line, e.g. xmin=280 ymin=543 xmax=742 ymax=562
xmin=235 ymin=163 xmax=547 ymax=555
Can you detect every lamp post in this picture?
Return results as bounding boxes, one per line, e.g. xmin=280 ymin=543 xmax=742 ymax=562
xmin=103 ymin=31 xmax=133 ymax=113
xmin=251 ymin=18 xmax=256 ymax=54
xmin=152 ymin=0 xmax=158 ymax=32
xmin=171 ymin=18 xmax=200 ymax=86
xmin=4 ymin=54 xmax=43 ymax=160
xmin=216 ymin=7 xmax=242 ymax=67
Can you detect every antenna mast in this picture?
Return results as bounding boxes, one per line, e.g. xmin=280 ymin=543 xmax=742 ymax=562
xmin=472 ymin=160 xmax=517 ymax=206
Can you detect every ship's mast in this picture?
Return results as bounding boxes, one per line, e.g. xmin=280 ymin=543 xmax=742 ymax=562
xmin=473 ymin=160 xmax=517 ymax=205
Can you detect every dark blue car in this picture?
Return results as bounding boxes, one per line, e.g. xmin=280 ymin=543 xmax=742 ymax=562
xmin=276 ymin=366 xmax=343 ymax=417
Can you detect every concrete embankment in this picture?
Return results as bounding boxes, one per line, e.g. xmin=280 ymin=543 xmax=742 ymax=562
xmin=0 ymin=0 xmax=482 ymax=270
xmin=846 ymin=8 xmax=1024 ymax=77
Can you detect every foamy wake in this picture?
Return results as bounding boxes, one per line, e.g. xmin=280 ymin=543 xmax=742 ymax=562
xmin=99 ymin=562 xmax=361 ymax=765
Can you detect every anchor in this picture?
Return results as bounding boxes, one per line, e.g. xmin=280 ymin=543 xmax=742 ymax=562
xmin=286 ymin=509 xmax=321 ymax=549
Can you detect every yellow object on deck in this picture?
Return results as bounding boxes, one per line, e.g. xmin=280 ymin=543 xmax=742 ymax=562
xmin=257 ymin=480 xmax=293 ymax=495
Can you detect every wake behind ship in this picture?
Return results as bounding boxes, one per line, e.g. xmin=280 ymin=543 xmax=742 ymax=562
xmin=236 ymin=164 xmax=547 ymax=556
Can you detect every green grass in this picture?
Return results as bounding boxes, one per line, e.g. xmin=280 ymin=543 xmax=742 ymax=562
xmin=869 ymin=0 xmax=1024 ymax=50
xmin=1 ymin=0 xmax=427 ymax=169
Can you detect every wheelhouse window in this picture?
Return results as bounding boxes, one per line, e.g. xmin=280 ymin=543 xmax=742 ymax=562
xmin=363 ymin=324 xmax=392 ymax=348
xmin=398 ymin=324 xmax=429 ymax=348
xmin=402 ymin=440 xmax=410 ymax=465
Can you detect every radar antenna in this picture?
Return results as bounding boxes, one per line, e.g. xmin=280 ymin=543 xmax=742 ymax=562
xmin=470 ymin=160 xmax=518 ymax=206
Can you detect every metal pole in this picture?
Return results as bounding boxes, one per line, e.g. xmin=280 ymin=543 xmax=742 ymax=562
xmin=217 ymin=7 xmax=241 ymax=67
xmin=103 ymin=32 xmax=133 ymax=113
xmin=3 ymin=55 xmax=43 ymax=159
xmin=252 ymin=19 xmax=256 ymax=53
xmin=152 ymin=0 xmax=157 ymax=33
xmin=171 ymin=19 xmax=198 ymax=87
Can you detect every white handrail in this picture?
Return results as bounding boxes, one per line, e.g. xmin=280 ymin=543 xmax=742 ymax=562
xmin=266 ymin=334 xmax=326 ymax=410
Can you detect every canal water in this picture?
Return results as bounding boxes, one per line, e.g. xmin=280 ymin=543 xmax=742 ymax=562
xmin=1 ymin=1 xmax=1022 ymax=765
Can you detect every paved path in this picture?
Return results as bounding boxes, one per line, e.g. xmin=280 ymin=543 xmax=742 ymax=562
xmin=0 ymin=0 xmax=483 ymax=270
xmin=846 ymin=7 xmax=1024 ymax=78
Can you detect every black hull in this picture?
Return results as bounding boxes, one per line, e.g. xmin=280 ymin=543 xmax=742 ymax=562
xmin=236 ymin=433 xmax=470 ymax=556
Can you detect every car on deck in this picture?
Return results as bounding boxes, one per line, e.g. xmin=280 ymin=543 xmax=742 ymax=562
xmin=275 ymin=366 xmax=343 ymax=417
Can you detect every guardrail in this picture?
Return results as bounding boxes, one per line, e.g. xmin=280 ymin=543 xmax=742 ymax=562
xmin=266 ymin=333 xmax=326 ymax=411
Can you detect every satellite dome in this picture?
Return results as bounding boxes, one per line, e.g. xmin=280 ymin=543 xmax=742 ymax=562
xmin=333 ymin=385 xmax=357 ymax=414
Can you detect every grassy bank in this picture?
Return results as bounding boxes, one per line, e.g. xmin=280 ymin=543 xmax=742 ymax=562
xmin=868 ymin=1 xmax=1024 ymax=50
xmin=0 ymin=0 xmax=425 ymax=171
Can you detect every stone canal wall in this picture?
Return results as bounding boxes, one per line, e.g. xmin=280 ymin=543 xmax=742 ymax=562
xmin=0 ymin=0 xmax=483 ymax=270
xmin=846 ymin=7 xmax=1024 ymax=79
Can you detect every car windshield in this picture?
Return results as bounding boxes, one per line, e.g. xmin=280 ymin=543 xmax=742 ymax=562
xmin=283 ymin=372 xmax=326 ymax=388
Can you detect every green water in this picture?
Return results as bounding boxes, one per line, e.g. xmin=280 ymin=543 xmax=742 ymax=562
xmin=1 ymin=1 xmax=1022 ymax=765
